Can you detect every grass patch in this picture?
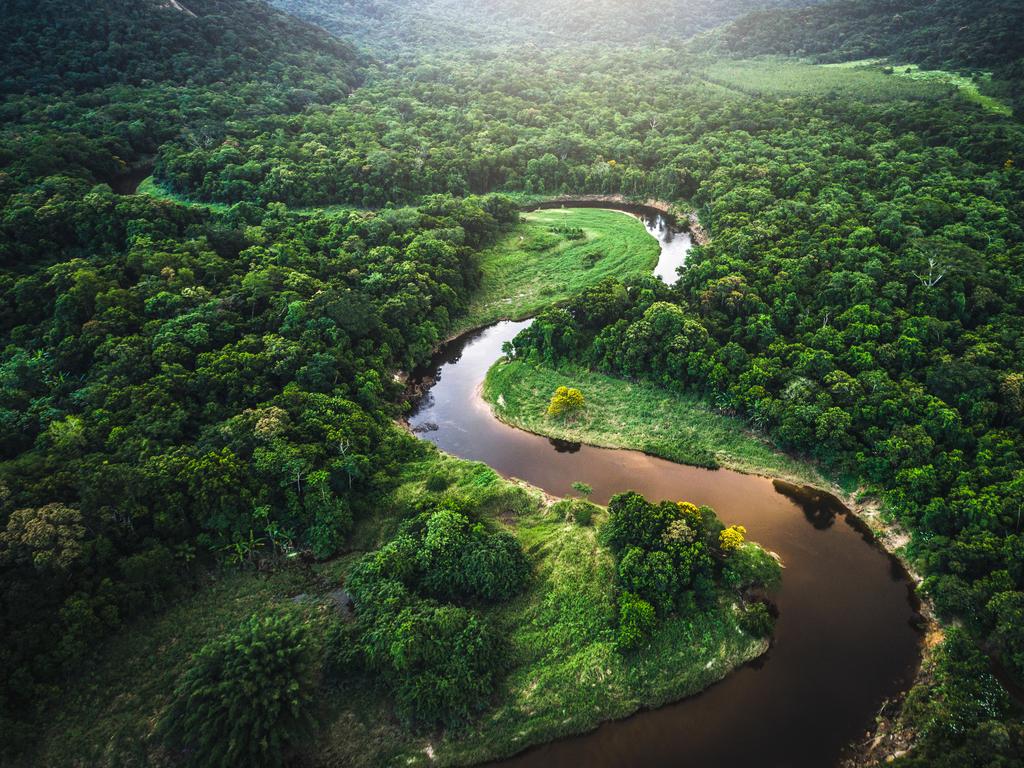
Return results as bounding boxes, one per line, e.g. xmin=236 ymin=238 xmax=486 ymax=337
xmin=136 ymin=176 xmax=232 ymax=213
xmin=136 ymin=176 xmax=360 ymax=216
xmin=821 ymin=59 xmax=1013 ymax=116
xmin=23 ymin=444 xmax=766 ymax=768
xmin=459 ymin=208 xmax=660 ymax=332
xmin=484 ymin=357 xmax=825 ymax=486
xmin=701 ymin=56 xmax=954 ymax=102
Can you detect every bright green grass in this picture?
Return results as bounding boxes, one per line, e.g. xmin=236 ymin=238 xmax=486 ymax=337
xmin=458 ymin=207 xmax=660 ymax=333
xmin=484 ymin=357 xmax=825 ymax=487
xmin=701 ymin=57 xmax=951 ymax=102
xmin=136 ymin=176 xmax=359 ymax=216
xmin=822 ymin=59 xmax=1012 ymax=115
xmin=136 ymin=176 xmax=232 ymax=212
xmin=24 ymin=446 xmax=767 ymax=768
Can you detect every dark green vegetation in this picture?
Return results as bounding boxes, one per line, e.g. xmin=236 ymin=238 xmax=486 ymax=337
xmin=4 ymin=0 xmax=1024 ymax=764
xmin=160 ymin=610 xmax=318 ymax=767
xmin=603 ymin=492 xmax=780 ymax=650
xmin=270 ymin=0 xmax=815 ymax=53
xmin=17 ymin=449 xmax=774 ymax=767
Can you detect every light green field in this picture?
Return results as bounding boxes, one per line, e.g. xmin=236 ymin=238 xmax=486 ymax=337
xmin=822 ymin=59 xmax=1012 ymax=115
xmin=701 ymin=56 xmax=952 ymax=102
xmin=136 ymin=176 xmax=359 ymax=216
xmin=459 ymin=207 xmax=660 ymax=332
xmin=484 ymin=357 xmax=825 ymax=487
xmin=22 ymin=447 xmax=765 ymax=768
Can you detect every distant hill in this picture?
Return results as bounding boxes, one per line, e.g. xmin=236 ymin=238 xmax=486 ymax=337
xmin=1 ymin=0 xmax=364 ymax=94
xmin=270 ymin=0 xmax=822 ymax=53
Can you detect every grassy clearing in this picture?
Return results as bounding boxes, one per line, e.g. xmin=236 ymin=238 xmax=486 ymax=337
xmin=701 ymin=57 xmax=952 ymax=102
xmin=25 ymin=445 xmax=765 ymax=768
xmin=484 ymin=357 xmax=825 ymax=487
xmin=136 ymin=176 xmax=359 ymax=216
xmin=459 ymin=208 xmax=660 ymax=332
xmin=136 ymin=176 xmax=232 ymax=212
xmin=822 ymin=59 xmax=1012 ymax=115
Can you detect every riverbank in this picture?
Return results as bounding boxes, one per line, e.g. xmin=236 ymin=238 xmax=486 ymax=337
xmin=482 ymin=354 xmax=933 ymax=767
xmin=484 ymin=357 xmax=827 ymax=488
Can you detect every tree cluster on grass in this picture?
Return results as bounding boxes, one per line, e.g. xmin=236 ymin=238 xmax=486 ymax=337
xmin=330 ymin=498 xmax=529 ymax=727
xmin=602 ymin=492 xmax=779 ymax=650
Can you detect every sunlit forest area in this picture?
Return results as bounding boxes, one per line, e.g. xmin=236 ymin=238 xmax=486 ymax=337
xmin=2 ymin=0 xmax=1023 ymax=766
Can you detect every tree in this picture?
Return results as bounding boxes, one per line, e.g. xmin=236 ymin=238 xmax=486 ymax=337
xmin=719 ymin=525 xmax=747 ymax=553
xmin=547 ymin=385 xmax=585 ymax=417
xmin=616 ymin=591 xmax=656 ymax=652
xmin=161 ymin=611 xmax=318 ymax=768
xmin=0 ymin=503 xmax=86 ymax=572
xmin=384 ymin=605 xmax=501 ymax=727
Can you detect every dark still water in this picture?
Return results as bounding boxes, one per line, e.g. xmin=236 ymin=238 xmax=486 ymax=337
xmin=408 ymin=320 xmax=922 ymax=768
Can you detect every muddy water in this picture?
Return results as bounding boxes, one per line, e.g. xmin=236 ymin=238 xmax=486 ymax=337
xmin=408 ymin=209 xmax=921 ymax=768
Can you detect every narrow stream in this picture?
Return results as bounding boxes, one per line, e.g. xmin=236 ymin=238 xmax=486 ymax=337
xmin=408 ymin=208 xmax=922 ymax=768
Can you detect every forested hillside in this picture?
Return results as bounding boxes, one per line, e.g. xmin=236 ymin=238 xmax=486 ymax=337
xmin=270 ymin=0 xmax=819 ymax=52
xmin=3 ymin=0 xmax=1024 ymax=766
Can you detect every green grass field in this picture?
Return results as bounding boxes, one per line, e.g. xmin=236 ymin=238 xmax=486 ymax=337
xmin=22 ymin=446 xmax=765 ymax=768
xmin=701 ymin=57 xmax=954 ymax=102
xmin=821 ymin=60 xmax=1013 ymax=115
xmin=136 ymin=176 xmax=359 ymax=216
xmin=459 ymin=208 xmax=660 ymax=332
xmin=484 ymin=358 xmax=825 ymax=487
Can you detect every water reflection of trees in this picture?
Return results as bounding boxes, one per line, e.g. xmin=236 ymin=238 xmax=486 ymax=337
xmin=549 ymin=437 xmax=582 ymax=453
xmin=772 ymin=479 xmax=844 ymax=530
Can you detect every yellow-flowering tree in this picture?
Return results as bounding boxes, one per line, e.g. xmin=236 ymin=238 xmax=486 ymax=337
xmin=719 ymin=524 xmax=747 ymax=553
xmin=547 ymin=386 xmax=584 ymax=417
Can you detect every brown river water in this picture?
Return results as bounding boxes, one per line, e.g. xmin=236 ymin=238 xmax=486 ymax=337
xmin=408 ymin=208 xmax=922 ymax=768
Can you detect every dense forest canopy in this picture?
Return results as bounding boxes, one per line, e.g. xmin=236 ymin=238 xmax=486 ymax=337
xmin=269 ymin=0 xmax=819 ymax=53
xmin=3 ymin=0 xmax=1024 ymax=765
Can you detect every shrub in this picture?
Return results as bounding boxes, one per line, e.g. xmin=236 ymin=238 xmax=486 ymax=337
xmin=425 ymin=470 xmax=451 ymax=492
xmin=719 ymin=524 xmax=747 ymax=552
xmin=738 ymin=601 xmax=775 ymax=638
xmin=618 ymin=546 xmax=676 ymax=615
xmin=417 ymin=508 xmax=529 ymax=603
xmin=383 ymin=604 xmax=502 ymax=727
xmin=160 ymin=611 xmax=317 ymax=768
xmin=617 ymin=591 xmax=656 ymax=651
xmin=722 ymin=542 xmax=781 ymax=591
xmin=572 ymin=500 xmax=597 ymax=526
xmin=547 ymin=385 xmax=584 ymax=417
xmin=551 ymin=498 xmax=598 ymax=525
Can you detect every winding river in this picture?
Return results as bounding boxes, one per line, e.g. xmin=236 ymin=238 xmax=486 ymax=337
xmin=409 ymin=208 xmax=922 ymax=768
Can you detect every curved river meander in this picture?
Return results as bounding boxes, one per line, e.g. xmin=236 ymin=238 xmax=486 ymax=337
xmin=409 ymin=208 xmax=922 ymax=768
